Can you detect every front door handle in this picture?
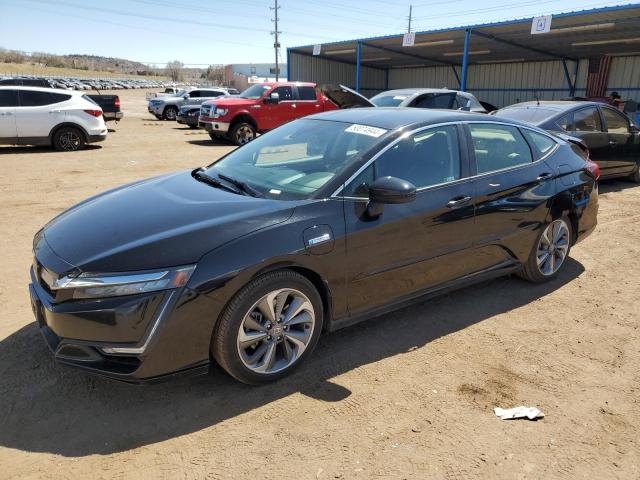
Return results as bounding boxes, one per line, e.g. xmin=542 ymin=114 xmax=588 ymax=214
xmin=608 ymin=140 xmax=617 ymax=145
xmin=537 ymin=172 xmax=553 ymax=181
xmin=291 ymin=104 xmax=297 ymax=109
xmin=447 ymin=196 xmax=471 ymax=208
xmin=49 ymin=110 xmax=62 ymax=114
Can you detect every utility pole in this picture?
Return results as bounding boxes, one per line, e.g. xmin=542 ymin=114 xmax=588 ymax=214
xmin=407 ymin=5 xmax=412 ymax=33
xmin=270 ymin=0 xmax=281 ymax=81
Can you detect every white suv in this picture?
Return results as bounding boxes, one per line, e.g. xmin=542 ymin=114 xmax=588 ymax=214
xmin=0 ymin=86 xmax=108 ymax=151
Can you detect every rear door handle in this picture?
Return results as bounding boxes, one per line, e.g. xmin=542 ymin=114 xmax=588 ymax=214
xmin=537 ymin=172 xmax=553 ymax=180
xmin=608 ymin=140 xmax=617 ymax=145
xmin=447 ymin=196 xmax=471 ymax=208
xmin=49 ymin=110 xmax=62 ymax=114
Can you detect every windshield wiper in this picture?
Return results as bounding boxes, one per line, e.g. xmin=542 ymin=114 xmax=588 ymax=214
xmin=217 ymin=173 xmax=263 ymax=197
xmin=192 ymin=168 xmax=241 ymax=195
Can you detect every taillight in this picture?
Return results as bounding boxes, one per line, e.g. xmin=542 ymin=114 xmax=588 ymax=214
xmin=114 ymin=97 xmax=120 ymax=108
xmin=83 ymin=109 xmax=103 ymax=117
xmin=585 ymin=158 xmax=600 ymax=180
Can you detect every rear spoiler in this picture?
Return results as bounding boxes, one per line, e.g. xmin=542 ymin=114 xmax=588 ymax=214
xmin=553 ymin=132 xmax=589 ymax=158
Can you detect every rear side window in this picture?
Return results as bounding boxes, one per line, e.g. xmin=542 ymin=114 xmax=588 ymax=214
xmin=572 ymin=107 xmax=602 ymax=132
xmin=601 ymin=107 xmax=629 ymax=134
xmin=298 ymin=87 xmax=317 ymax=101
xmin=521 ymin=129 xmax=557 ymax=160
xmin=0 ymin=90 xmax=19 ymax=107
xmin=49 ymin=92 xmax=71 ymax=104
xmin=469 ymin=124 xmax=533 ymax=174
xmin=188 ymin=91 xmax=200 ymax=98
xmin=202 ymin=90 xmax=223 ymax=97
xmin=18 ymin=90 xmax=54 ymax=107
xmin=413 ymin=93 xmax=456 ymax=109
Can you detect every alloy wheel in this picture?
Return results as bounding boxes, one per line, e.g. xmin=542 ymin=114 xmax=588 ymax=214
xmin=236 ymin=288 xmax=315 ymax=374
xmin=536 ymin=219 xmax=570 ymax=276
xmin=235 ymin=126 xmax=255 ymax=145
xmin=59 ymin=131 xmax=81 ymax=151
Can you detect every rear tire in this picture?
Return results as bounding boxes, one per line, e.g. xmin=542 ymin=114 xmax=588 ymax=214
xmin=52 ymin=126 xmax=85 ymax=152
xmin=629 ymin=162 xmax=640 ymax=183
xmin=162 ymin=106 xmax=178 ymax=121
xmin=518 ymin=217 xmax=572 ymax=283
xmin=229 ymin=122 xmax=256 ymax=146
xmin=212 ymin=270 xmax=323 ymax=385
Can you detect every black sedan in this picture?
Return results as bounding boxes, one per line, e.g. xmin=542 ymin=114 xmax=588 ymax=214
xmin=176 ymin=105 xmax=201 ymax=128
xmin=29 ymin=109 xmax=599 ymax=384
xmin=495 ymin=101 xmax=640 ymax=182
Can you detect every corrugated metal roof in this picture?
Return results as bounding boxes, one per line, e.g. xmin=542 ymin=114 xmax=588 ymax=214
xmin=290 ymin=4 xmax=640 ymax=69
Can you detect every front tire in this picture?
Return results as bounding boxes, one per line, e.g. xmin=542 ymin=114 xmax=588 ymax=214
xmin=52 ymin=126 xmax=85 ymax=151
xmin=519 ymin=218 xmax=572 ymax=282
xmin=229 ymin=122 xmax=256 ymax=146
xmin=162 ymin=106 xmax=178 ymax=121
xmin=212 ymin=270 xmax=323 ymax=384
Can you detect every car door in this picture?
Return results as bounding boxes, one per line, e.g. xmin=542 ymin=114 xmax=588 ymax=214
xmin=464 ymin=122 xmax=557 ymax=268
xmin=292 ymin=86 xmax=322 ymax=119
xmin=556 ymin=106 xmax=610 ymax=175
xmin=261 ymin=86 xmax=295 ymax=130
xmin=15 ymin=90 xmax=65 ymax=140
xmin=341 ymin=124 xmax=477 ymax=316
xmin=600 ymin=105 xmax=640 ymax=176
xmin=0 ymin=89 xmax=18 ymax=141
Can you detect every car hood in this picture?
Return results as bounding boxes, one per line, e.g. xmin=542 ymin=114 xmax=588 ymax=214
xmin=203 ymin=97 xmax=258 ymax=108
xmin=317 ymin=84 xmax=375 ymax=108
xmin=41 ymin=171 xmax=294 ymax=272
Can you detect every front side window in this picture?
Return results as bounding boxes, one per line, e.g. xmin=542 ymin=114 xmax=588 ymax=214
xmin=601 ymin=107 xmax=629 ymax=134
xmin=205 ymin=119 xmax=384 ymax=199
xmin=469 ymin=124 xmax=533 ymax=174
xmin=344 ymin=125 xmax=460 ymax=196
xmin=572 ymin=107 xmax=602 ymax=132
xmin=272 ymin=86 xmax=293 ymax=101
xmin=18 ymin=90 xmax=54 ymax=107
xmin=297 ymin=87 xmax=317 ymax=101
xmin=0 ymin=89 xmax=19 ymax=107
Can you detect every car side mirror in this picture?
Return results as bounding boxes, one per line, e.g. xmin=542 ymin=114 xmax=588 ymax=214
xmin=630 ymin=124 xmax=639 ymax=134
xmin=367 ymin=176 xmax=416 ymax=218
xmin=264 ymin=92 xmax=280 ymax=104
xmin=183 ymin=94 xmax=189 ymax=99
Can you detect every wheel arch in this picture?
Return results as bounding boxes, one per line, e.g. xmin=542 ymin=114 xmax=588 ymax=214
xmin=229 ymin=113 xmax=258 ymax=131
xmin=48 ymin=122 xmax=89 ymax=144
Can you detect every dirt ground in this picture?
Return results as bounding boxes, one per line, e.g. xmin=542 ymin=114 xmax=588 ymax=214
xmin=0 ymin=89 xmax=638 ymax=480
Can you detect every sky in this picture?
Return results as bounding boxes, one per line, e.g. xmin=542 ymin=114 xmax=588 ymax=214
xmin=0 ymin=0 xmax=632 ymax=66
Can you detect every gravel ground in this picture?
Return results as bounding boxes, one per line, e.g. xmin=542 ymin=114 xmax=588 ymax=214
xmin=0 ymin=89 xmax=638 ymax=479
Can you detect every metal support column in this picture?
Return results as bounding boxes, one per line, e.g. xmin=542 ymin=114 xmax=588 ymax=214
xmin=355 ymin=41 xmax=362 ymax=93
xmin=460 ymin=29 xmax=471 ymax=92
xmin=561 ymin=58 xmax=573 ymax=96
xmin=385 ymin=68 xmax=389 ymax=90
xmin=286 ymin=48 xmax=291 ymax=81
xmin=572 ymin=59 xmax=580 ymax=97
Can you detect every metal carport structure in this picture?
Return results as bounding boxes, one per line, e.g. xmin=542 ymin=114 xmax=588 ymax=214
xmin=287 ymin=4 xmax=640 ymax=107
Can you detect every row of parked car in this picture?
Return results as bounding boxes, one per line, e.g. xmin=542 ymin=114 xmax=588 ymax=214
xmin=0 ymin=75 xmax=187 ymax=91
xmin=151 ymin=82 xmax=640 ymax=184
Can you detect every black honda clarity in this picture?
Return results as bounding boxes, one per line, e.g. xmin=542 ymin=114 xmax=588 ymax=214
xmin=29 ymin=108 xmax=599 ymax=384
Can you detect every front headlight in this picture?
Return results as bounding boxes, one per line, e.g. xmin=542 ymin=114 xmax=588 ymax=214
xmin=51 ymin=265 xmax=196 ymax=299
xmin=214 ymin=107 xmax=228 ymax=118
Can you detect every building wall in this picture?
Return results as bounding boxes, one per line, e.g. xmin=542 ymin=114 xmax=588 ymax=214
xmin=290 ymin=52 xmax=640 ymax=107
xmin=288 ymin=52 xmax=386 ymax=97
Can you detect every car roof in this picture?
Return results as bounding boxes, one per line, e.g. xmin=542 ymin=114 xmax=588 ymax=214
xmin=501 ymin=100 xmax=603 ymax=113
xmin=0 ymin=85 xmax=82 ymax=95
xmin=374 ymin=88 xmax=463 ymax=96
xmin=310 ymin=107 xmax=504 ymax=130
xmin=252 ymin=82 xmax=316 ymax=88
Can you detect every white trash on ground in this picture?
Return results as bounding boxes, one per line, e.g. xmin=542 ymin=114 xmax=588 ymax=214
xmin=494 ymin=406 xmax=544 ymax=420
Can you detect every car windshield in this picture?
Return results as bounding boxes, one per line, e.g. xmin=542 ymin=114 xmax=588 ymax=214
xmin=370 ymin=93 xmax=409 ymax=107
xmin=495 ymin=107 xmax=558 ymax=125
xmin=239 ymin=84 xmax=271 ymax=99
xmin=204 ymin=119 xmax=386 ymax=200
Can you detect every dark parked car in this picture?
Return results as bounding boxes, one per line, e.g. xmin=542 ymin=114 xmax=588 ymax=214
xmin=87 ymin=94 xmax=123 ymax=122
xmin=0 ymin=77 xmax=52 ymax=88
xmin=177 ymin=104 xmax=203 ymax=128
xmin=29 ymin=109 xmax=599 ymax=384
xmin=495 ymin=101 xmax=640 ymax=182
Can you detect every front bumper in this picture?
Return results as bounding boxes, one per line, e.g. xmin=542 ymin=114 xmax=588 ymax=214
xmin=148 ymin=104 xmax=164 ymax=115
xmin=200 ymin=119 xmax=230 ymax=133
xmin=29 ymin=265 xmax=218 ymax=383
xmin=177 ymin=114 xmax=199 ymax=127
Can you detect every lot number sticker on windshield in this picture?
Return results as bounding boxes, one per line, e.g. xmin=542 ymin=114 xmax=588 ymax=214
xmin=345 ymin=124 xmax=387 ymax=138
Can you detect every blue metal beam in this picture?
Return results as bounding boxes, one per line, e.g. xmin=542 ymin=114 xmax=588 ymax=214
xmin=460 ymin=29 xmax=470 ymax=92
xmin=385 ymin=68 xmax=389 ymax=90
xmin=355 ymin=41 xmax=361 ymax=93
xmin=286 ymin=48 xmax=291 ymax=81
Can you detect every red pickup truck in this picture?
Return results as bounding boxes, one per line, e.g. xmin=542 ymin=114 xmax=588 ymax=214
xmin=199 ymin=82 xmax=370 ymax=145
